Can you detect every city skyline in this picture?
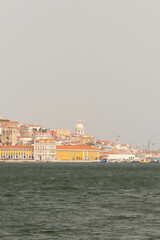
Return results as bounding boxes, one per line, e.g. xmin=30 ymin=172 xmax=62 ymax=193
xmin=0 ymin=114 xmax=159 ymax=151
xmin=1 ymin=1 xmax=160 ymax=147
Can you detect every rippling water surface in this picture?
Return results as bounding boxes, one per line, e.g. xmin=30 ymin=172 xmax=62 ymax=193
xmin=0 ymin=163 xmax=160 ymax=240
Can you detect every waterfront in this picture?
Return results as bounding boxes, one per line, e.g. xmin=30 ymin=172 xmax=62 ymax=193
xmin=0 ymin=163 xmax=160 ymax=239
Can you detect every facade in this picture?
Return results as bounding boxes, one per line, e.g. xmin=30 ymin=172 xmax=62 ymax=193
xmin=34 ymin=139 xmax=56 ymax=161
xmin=75 ymin=120 xmax=84 ymax=135
xmin=34 ymin=132 xmax=53 ymax=141
xmin=18 ymin=136 xmax=33 ymax=145
xmin=1 ymin=127 xmax=17 ymax=145
xmin=0 ymin=145 xmax=34 ymax=160
xmin=19 ymin=126 xmax=32 ymax=137
xmin=26 ymin=124 xmax=44 ymax=132
xmin=56 ymin=145 xmax=99 ymax=160
xmin=0 ymin=120 xmax=19 ymax=135
xmin=107 ymin=153 xmax=135 ymax=162
xmin=56 ymin=129 xmax=70 ymax=137
xmin=0 ymin=120 xmax=19 ymax=128
xmin=80 ymin=135 xmax=96 ymax=145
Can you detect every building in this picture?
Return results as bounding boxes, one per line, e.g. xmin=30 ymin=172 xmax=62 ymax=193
xmin=19 ymin=125 xmax=32 ymax=137
xmin=107 ymin=153 xmax=135 ymax=162
xmin=1 ymin=127 xmax=17 ymax=145
xmin=18 ymin=136 xmax=33 ymax=145
xmin=34 ymin=139 xmax=56 ymax=161
xmin=56 ymin=129 xmax=70 ymax=137
xmin=80 ymin=135 xmax=96 ymax=145
xmin=0 ymin=145 xmax=34 ymax=160
xmin=75 ymin=120 xmax=84 ymax=135
xmin=0 ymin=119 xmax=19 ymax=135
xmin=33 ymin=131 xmax=53 ymax=141
xmin=0 ymin=119 xmax=19 ymax=128
xmin=56 ymin=145 xmax=99 ymax=160
xmin=25 ymin=124 xmax=44 ymax=132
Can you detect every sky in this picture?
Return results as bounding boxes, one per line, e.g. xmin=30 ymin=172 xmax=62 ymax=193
xmin=0 ymin=0 xmax=160 ymax=149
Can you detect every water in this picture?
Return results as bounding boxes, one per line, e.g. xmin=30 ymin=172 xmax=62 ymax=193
xmin=0 ymin=163 xmax=160 ymax=240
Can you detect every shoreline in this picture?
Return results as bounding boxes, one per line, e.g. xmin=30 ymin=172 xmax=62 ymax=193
xmin=0 ymin=160 xmax=100 ymax=163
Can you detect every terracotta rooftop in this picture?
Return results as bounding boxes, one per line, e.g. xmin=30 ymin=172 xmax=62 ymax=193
xmin=0 ymin=145 xmax=34 ymax=149
xmin=38 ymin=138 xmax=55 ymax=142
xmin=56 ymin=145 xmax=98 ymax=150
xmin=0 ymin=120 xmax=19 ymax=124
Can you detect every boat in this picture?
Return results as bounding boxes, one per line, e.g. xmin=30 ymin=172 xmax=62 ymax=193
xmin=149 ymin=158 xmax=160 ymax=163
xmin=100 ymin=159 xmax=107 ymax=163
xmin=140 ymin=158 xmax=150 ymax=163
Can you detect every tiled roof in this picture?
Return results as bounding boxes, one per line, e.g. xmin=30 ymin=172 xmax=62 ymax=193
xmin=0 ymin=120 xmax=19 ymax=124
xmin=0 ymin=145 xmax=34 ymax=149
xmin=38 ymin=138 xmax=55 ymax=142
xmin=56 ymin=145 xmax=98 ymax=150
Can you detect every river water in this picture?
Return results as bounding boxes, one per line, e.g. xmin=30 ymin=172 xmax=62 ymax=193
xmin=0 ymin=162 xmax=160 ymax=240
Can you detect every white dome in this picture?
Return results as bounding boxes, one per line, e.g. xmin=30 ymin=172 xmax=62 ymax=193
xmin=75 ymin=120 xmax=84 ymax=135
xmin=76 ymin=120 xmax=84 ymax=130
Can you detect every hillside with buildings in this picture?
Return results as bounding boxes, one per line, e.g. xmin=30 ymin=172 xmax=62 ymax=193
xmin=0 ymin=115 xmax=159 ymax=162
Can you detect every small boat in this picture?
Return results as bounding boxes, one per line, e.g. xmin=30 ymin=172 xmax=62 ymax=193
xmin=140 ymin=158 xmax=150 ymax=163
xmin=100 ymin=159 xmax=107 ymax=163
xmin=149 ymin=158 xmax=160 ymax=163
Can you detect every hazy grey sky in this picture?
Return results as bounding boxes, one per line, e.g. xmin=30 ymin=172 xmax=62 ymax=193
xmin=0 ymin=0 xmax=160 ymax=148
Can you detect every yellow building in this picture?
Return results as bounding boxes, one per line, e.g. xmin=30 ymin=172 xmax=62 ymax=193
xmin=0 ymin=145 xmax=34 ymax=160
xmin=56 ymin=129 xmax=70 ymax=137
xmin=56 ymin=145 xmax=99 ymax=160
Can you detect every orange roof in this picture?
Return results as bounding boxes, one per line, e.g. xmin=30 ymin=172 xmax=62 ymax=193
xmin=56 ymin=145 xmax=98 ymax=150
xmin=0 ymin=145 xmax=33 ymax=149
xmin=0 ymin=120 xmax=19 ymax=124
xmin=38 ymin=138 xmax=55 ymax=142
xmin=105 ymin=151 xmax=119 ymax=154
xmin=3 ymin=126 xmax=16 ymax=129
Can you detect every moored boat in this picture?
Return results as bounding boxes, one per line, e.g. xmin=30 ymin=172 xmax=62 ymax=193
xmin=140 ymin=158 xmax=150 ymax=163
xmin=100 ymin=159 xmax=107 ymax=163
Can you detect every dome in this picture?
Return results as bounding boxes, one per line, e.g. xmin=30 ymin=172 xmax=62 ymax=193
xmin=75 ymin=120 xmax=84 ymax=135
xmin=76 ymin=120 xmax=84 ymax=130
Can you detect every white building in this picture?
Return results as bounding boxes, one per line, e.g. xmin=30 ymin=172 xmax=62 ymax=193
xmin=18 ymin=136 xmax=33 ymax=145
xmin=34 ymin=132 xmax=52 ymax=140
xmin=75 ymin=120 xmax=84 ymax=135
xmin=34 ymin=139 xmax=56 ymax=161
xmin=107 ymin=153 xmax=135 ymax=162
